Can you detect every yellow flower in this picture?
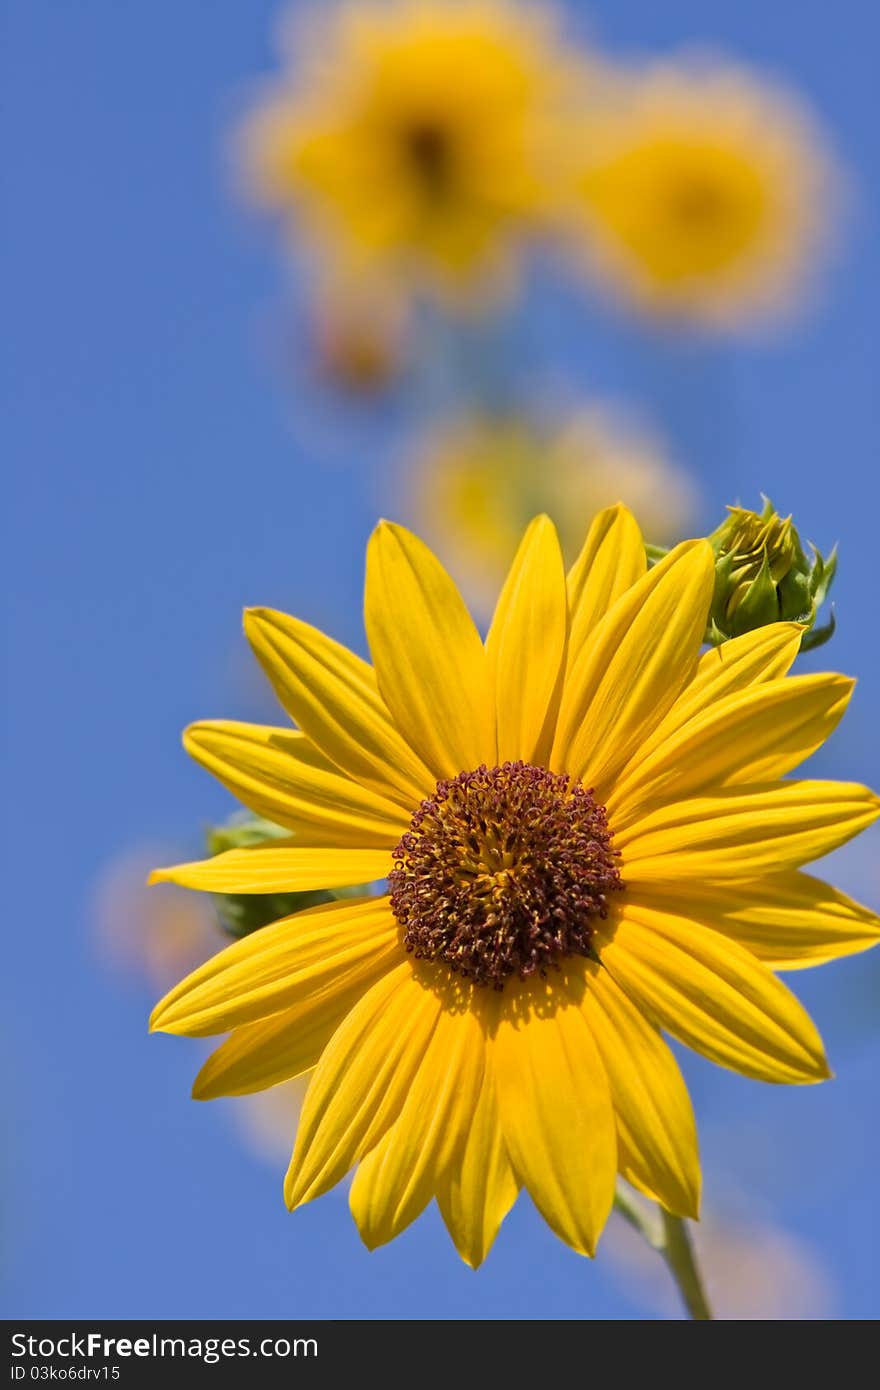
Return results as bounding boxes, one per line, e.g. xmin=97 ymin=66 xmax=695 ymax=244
xmin=242 ymin=1 xmax=584 ymax=298
xmin=403 ymin=406 xmax=699 ymax=612
xmin=150 ymin=507 xmax=880 ymax=1265
xmin=569 ymin=57 xmax=837 ymax=328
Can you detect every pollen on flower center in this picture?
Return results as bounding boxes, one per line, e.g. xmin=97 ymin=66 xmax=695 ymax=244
xmin=389 ymin=761 xmax=624 ymax=989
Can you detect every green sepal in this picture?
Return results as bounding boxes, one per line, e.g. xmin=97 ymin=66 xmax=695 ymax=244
xmin=777 ymin=564 xmax=815 ymax=624
xmin=800 ymin=607 xmax=837 ymax=652
xmin=644 ymin=543 xmax=669 ymax=567
xmin=213 ymin=887 xmax=336 ymax=939
xmin=730 ymin=553 xmax=779 ymax=636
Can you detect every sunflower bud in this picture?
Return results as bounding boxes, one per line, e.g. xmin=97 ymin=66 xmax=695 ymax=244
xmin=706 ymin=498 xmax=836 ymax=650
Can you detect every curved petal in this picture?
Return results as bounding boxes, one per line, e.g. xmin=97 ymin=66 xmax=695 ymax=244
xmin=150 ymin=896 xmax=399 ymax=1036
xmin=637 ymin=871 xmax=880 ymax=971
xmin=610 ymin=674 xmax=854 ymax=826
xmin=486 ymin=515 xmax=567 ymax=764
xmin=285 ymin=963 xmax=443 ymax=1208
xmin=553 ymin=540 xmax=715 ymax=797
xmin=364 ymin=521 xmax=494 ymax=777
xmin=618 ymin=781 xmax=880 ymax=884
xmin=638 ymin=621 xmax=803 ymax=758
xmin=149 ymin=844 xmax=391 ymax=894
xmin=581 ymin=967 xmax=700 ymax=1218
xmin=244 ymin=607 xmax=433 ymax=809
xmin=566 ymin=504 xmax=646 ymax=668
xmin=184 ymin=721 xmax=409 ymax=847
xmin=349 ymin=993 xmax=486 ymax=1249
xmin=192 ymin=948 xmax=401 ymax=1098
xmin=491 ymin=976 xmax=617 ymax=1257
xmin=599 ymin=905 xmax=830 ymax=1083
xmin=436 ymin=1072 xmax=519 ymax=1268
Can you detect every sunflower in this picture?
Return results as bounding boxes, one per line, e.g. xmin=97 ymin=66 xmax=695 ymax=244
xmin=569 ymin=57 xmax=836 ymax=328
xmin=151 ymin=507 xmax=880 ymax=1265
xmin=241 ymin=0 xmax=584 ymax=298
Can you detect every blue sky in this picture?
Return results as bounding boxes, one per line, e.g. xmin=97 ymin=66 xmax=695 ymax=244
xmin=3 ymin=0 xmax=879 ymax=1319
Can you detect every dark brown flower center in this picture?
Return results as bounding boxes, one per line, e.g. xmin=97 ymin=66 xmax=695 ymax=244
xmin=403 ymin=119 xmax=455 ymax=196
xmin=389 ymin=762 xmax=624 ymax=989
xmin=668 ymin=175 xmax=729 ymax=229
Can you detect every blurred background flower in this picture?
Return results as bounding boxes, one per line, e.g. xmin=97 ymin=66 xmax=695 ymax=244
xmin=93 ymin=846 xmax=221 ymax=993
xmin=568 ymin=55 xmax=838 ymax=329
xmin=605 ymin=1193 xmax=836 ymax=1319
xmin=242 ymin=0 xmax=589 ymax=304
xmin=399 ymin=402 xmax=700 ymax=611
xmin=307 ymin=273 xmax=410 ymax=396
xmin=92 ymin=845 xmax=308 ymax=1165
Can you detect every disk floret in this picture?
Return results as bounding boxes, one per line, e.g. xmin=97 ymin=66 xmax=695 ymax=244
xmin=389 ymin=761 xmax=623 ymax=988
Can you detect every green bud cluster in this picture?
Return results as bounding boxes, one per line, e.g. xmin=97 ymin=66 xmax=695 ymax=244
xmin=704 ymin=498 xmax=836 ymax=650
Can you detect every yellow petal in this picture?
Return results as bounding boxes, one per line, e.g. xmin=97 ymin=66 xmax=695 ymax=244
xmin=553 ymin=540 xmax=715 ymax=796
xmin=436 ymin=1072 xmax=519 ymax=1268
xmin=150 ymin=896 xmax=399 ymax=1036
xmin=581 ymin=967 xmax=700 ymax=1218
xmin=657 ymin=621 xmax=803 ymax=730
xmin=244 ymin=607 xmax=433 ymax=809
xmin=638 ymin=871 xmax=880 ymax=971
xmin=485 ymin=515 xmax=568 ymax=764
xmin=192 ymin=950 xmax=400 ymax=1098
xmin=610 ymin=673 xmax=855 ymax=825
xmin=349 ymin=995 xmax=485 ymax=1249
xmin=618 ymin=780 xmax=880 ymax=884
xmin=285 ymin=962 xmax=442 ymax=1208
xmin=566 ymin=504 xmax=646 ymax=668
xmin=364 ymin=521 xmax=494 ymax=777
xmin=491 ymin=976 xmax=617 ymax=1256
xmin=600 ymin=905 xmax=830 ymax=1083
xmin=149 ymin=844 xmax=391 ymax=894
xmin=184 ymin=721 xmax=408 ymax=847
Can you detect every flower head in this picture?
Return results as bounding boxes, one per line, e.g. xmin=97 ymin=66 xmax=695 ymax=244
xmin=242 ymin=1 xmax=584 ymax=299
xmin=569 ymin=56 xmax=837 ymax=328
xmin=150 ymin=508 xmax=879 ymax=1264
xmin=708 ymin=498 xmax=836 ymax=650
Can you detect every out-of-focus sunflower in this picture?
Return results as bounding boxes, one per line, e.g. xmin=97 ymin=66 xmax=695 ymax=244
xmin=607 ymin=1197 xmax=834 ymax=1320
xmin=308 ymin=274 xmax=410 ymax=396
xmin=150 ymin=508 xmax=879 ymax=1265
xmin=242 ymin=1 xmax=587 ymax=301
xmin=568 ymin=57 xmax=837 ymax=328
xmin=402 ymin=406 xmax=699 ymax=612
xmin=93 ymin=847 xmax=221 ymax=992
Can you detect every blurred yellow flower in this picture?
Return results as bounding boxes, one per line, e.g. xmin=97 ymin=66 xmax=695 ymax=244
xmin=402 ymin=406 xmax=699 ymax=611
xmin=309 ymin=275 xmax=409 ymax=396
xmin=242 ymin=1 xmax=585 ymax=299
xmin=93 ymin=846 xmax=221 ymax=992
xmin=230 ymin=1078 xmax=310 ymax=1165
xmin=569 ymin=57 xmax=837 ymax=328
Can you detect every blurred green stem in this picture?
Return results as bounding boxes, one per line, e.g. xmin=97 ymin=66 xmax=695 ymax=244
xmin=613 ymin=1182 xmax=713 ymax=1321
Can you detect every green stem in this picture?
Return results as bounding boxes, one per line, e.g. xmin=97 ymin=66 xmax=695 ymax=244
xmin=659 ymin=1209 xmax=713 ymax=1321
xmin=613 ymin=1184 xmax=713 ymax=1321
